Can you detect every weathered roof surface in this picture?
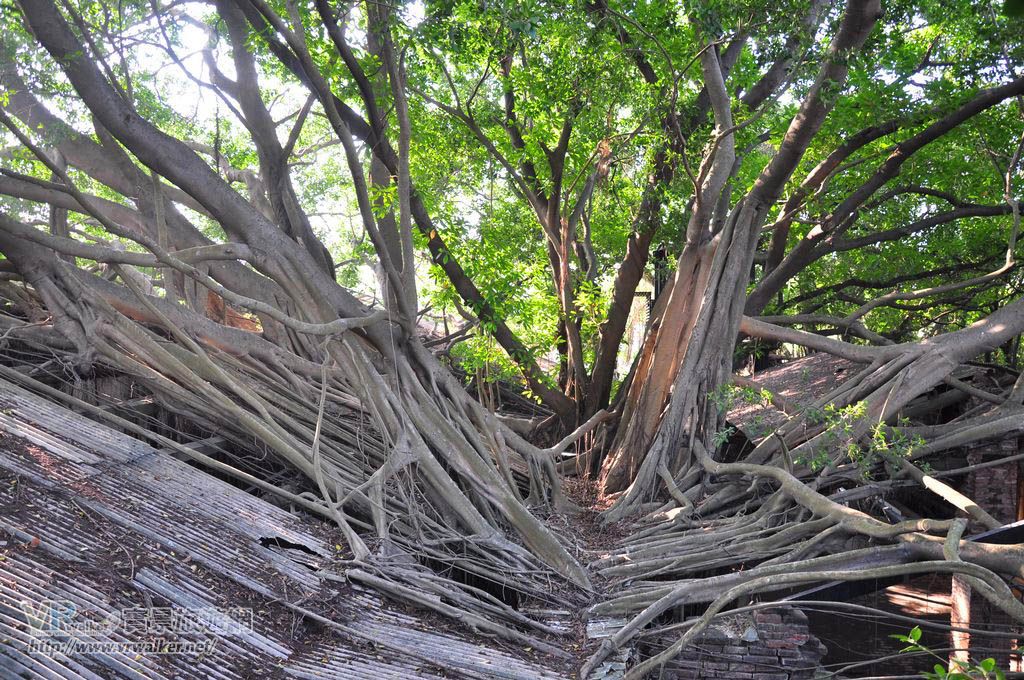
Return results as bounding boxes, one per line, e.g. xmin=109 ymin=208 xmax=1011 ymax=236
xmin=0 ymin=376 xmax=564 ymax=679
xmin=728 ymin=353 xmax=856 ymax=441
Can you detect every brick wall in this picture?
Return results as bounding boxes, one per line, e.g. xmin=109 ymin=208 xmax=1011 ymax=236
xmin=644 ymin=607 xmax=826 ymax=679
xmin=964 ymin=438 xmax=1020 ymax=529
xmin=967 ymin=592 xmax=1021 ymax=671
xmin=962 ymin=437 xmax=1022 ymax=672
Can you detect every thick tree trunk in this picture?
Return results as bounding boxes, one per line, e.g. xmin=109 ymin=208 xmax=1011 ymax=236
xmin=599 ymin=0 xmax=883 ymax=507
xmin=600 ymin=241 xmax=717 ymax=492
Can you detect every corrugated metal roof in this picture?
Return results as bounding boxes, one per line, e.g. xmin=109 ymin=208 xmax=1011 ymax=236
xmin=728 ymin=353 xmax=856 ymax=441
xmin=0 ymin=376 xmax=566 ymax=679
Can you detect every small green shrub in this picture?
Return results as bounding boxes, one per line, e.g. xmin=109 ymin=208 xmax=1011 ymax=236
xmin=892 ymin=626 xmax=1006 ymax=680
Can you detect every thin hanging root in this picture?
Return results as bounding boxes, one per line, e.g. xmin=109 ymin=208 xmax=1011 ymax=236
xmin=0 ymin=254 xmax=587 ymax=618
xmin=339 ymin=569 xmax=571 ymax=658
xmin=312 ymin=351 xmax=369 ymax=559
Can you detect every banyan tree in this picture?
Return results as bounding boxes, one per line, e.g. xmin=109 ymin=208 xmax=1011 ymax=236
xmin=1 ymin=0 xmax=1023 ymax=675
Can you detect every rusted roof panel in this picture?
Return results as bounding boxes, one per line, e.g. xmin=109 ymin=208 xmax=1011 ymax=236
xmin=728 ymin=353 xmax=856 ymax=441
xmin=0 ymin=377 xmax=564 ymax=679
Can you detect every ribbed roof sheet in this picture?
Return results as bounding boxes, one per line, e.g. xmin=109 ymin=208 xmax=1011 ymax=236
xmin=0 ymin=377 xmax=564 ymax=679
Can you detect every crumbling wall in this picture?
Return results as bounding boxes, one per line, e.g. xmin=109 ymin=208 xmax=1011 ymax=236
xmin=645 ymin=607 xmax=826 ymax=679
